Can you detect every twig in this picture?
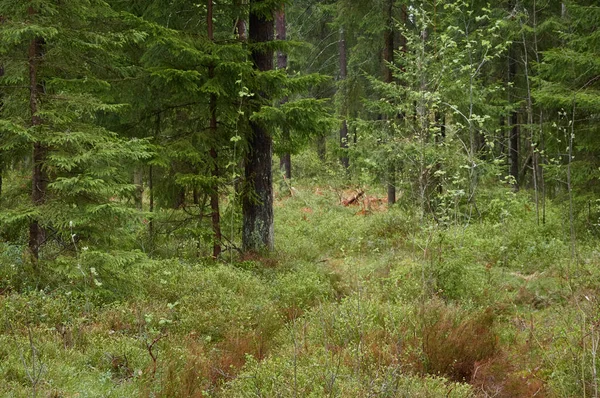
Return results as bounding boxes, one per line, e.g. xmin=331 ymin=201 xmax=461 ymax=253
xmin=146 ymin=333 xmax=168 ymax=378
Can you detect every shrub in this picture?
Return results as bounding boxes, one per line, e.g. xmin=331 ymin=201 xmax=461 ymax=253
xmin=421 ymin=302 xmax=497 ymax=382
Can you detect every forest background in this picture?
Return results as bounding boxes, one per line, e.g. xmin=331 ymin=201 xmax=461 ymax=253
xmin=1 ymin=0 xmax=600 ymax=396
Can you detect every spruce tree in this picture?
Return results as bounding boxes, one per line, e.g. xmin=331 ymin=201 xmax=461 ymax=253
xmin=0 ymin=1 xmax=150 ymax=262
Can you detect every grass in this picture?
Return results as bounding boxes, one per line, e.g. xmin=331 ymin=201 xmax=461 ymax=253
xmin=1 ymin=170 xmax=600 ymax=397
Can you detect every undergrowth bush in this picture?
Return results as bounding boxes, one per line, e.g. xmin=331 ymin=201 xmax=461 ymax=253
xmin=421 ymin=302 xmax=497 ymax=382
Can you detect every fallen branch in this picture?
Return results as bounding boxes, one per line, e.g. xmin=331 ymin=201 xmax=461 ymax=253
xmin=342 ymin=190 xmax=364 ymax=206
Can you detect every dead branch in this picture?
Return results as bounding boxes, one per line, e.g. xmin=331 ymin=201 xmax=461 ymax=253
xmin=342 ymin=190 xmax=365 ymax=206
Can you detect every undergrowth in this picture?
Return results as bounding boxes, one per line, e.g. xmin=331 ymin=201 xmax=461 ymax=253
xmin=1 ymin=175 xmax=599 ymax=397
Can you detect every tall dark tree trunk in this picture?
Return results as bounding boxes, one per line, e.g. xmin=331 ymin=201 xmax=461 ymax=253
xmin=208 ymin=0 xmax=222 ymax=258
xmin=384 ymin=0 xmax=395 ymax=205
xmin=242 ymin=0 xmax=274 ymax=252
xmin=276 ymin=5 xmax=291 ymax=180
xmin=338 ymin=27 xmax=349 ymax=170
xmin=28 ymin=7 xmax=47 ymax=262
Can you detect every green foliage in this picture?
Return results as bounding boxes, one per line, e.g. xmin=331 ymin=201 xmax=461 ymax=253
xmin=1 ymin=0 xmax=600 ymax=396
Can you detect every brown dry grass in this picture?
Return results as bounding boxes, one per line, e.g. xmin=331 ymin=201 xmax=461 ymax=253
xmin=421 ymin=303 xmax=497 ymax=382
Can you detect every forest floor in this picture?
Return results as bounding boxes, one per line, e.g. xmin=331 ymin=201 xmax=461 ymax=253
xmin=1 ymin=180 xmax=599 ymax=397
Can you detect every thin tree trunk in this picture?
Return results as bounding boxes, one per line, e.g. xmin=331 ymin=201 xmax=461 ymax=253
xmin=235 ymin=0 xmax=247 ymax=41
xmin=508 ymin=2 xmax=519 ymax=191
xmin=317 ymin=136 xmax=326 ymax=162
xmin=208 ymin=0 xmax=222 ymax=258
xmin=209 ymin=149 xmax=222 ymax=258
xmin=338 ymin=27 xmax=349 ymax=170
xmin=0 ymin=16 xmax=4 ymax=199
xmin=276 ymin=5 xmax=291 ymax=180
xmin=520 ymin=21 xmax=539 ymax=223
xmin=242 ymin=0 xmax=274 ymax=252
xmin=149 ymin=113 xmax=160 ymax=239
xmin=435 ymin=113 xmax=445 ymax=195
xmin=533 ymin=0 xmax=545 ymax=224
xmin=0 ymin=61 xmax=4 ymax=199
xmin=384 ymin=0 xmax=395 ymax=206
xmin=149 ymin=165 xmax=154 ymax=235
xmin=28 ymin=6 xmax=47 ymax=262
xmin=568 ymin=101 xmax=576 ymax=262
xmin=133 ymin=169 xmax=144 ymax=210
xmin=174 ymin=186 xmax=186 ymax=209
xmin=509 ymin=100 xmax=519 ymax=190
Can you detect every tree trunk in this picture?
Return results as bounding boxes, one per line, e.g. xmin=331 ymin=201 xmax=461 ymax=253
xmin=242 ymin=0 xmax=274 ymax=252
xmin=317 ymin=136 xmax=326 ymax=162
xmin=209 ymin=149 xmax=222 ymax=258
xmin=174 ymin=187 xmax=186 ymax=209
xmin=338 ymin=27 xmax=349 ymax=170
xmin=276 ymin=5 xmax=291 ymax=180
xmin=28 ymin=7 xmax=47 ymax=262
xmin=0 ymin=61 xmax=4 ymax=199
xmin=509 ymin=68 xmax=519 ymax=190
xmin=384 ymin=0 xmax=395 ymax=205
xmin=0 ymin=16 xmax=4 ymax=198
xmin=208 ymin=0 xmax=222 ymax=258
xmin=508 ymin=2 xmax=519 ymax=191
xmin=235 ymin=0 xmax=248 ymax=41
xmin=133 ymin=168 xmax=144 ymax=210
xmin=435 ymin=112 xmax=445 ymax=195
xmin=149 ymin=113 xmax=159 ymax=239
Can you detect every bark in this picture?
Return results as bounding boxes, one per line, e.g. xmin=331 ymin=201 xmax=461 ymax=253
xmin=242 ymin=0 xmax=274 ymax=252
xmin=28 ymin=7 xmax=47 ymax=261
xmin=338 ymin=27 xmax=349 ymax=170
xmin=276 ymin=5 xmax=291 ymax=180
xmin=208 ymin=0 xmax=222 ymax=258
